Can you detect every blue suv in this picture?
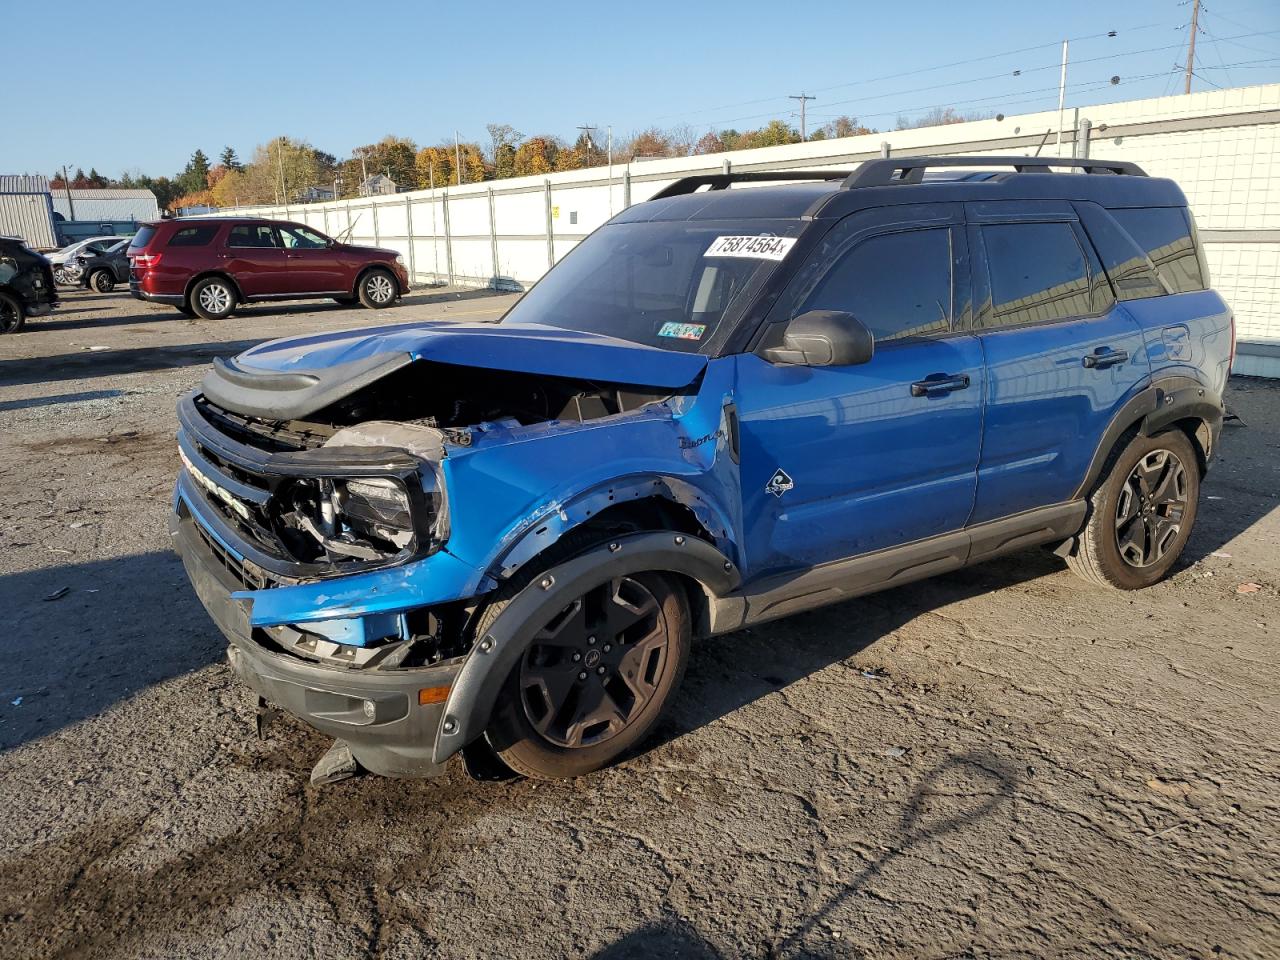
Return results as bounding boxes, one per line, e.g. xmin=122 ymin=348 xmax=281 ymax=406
xmin=172 ymin=156 xmax=1232 ymax=783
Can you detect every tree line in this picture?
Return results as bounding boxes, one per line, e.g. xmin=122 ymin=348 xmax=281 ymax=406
xmin=51 ymin=108 xmax=988 ymax=213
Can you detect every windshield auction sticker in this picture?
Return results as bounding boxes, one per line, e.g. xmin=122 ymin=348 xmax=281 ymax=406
xmin=658 ymin=322 xmax=707 ymax=340
xmin=704 ymin=235 xmax=796 ymax=260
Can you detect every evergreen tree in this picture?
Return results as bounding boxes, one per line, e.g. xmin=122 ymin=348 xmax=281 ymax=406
xmin=219 ymin=146 xmax=242 ymax=171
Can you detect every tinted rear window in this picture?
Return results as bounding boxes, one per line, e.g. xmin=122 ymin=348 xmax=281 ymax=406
xmin=981 ymin=222 xmax=1092 ymax=328
xmin=1110 ymin=207 xmax=1205 ymax=294
xmin=168 ymin=225 xmax=218 ymax=247
xmin=129 ymin=225 xmax=157 ymax=250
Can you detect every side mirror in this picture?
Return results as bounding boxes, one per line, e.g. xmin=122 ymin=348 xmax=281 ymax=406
xmin=761 ymin=310 xmax=875 ymax=367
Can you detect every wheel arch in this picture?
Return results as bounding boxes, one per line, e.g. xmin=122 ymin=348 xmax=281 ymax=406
xmin=434 ymin=530 xmax=741 ymax=765
xmin=352 ymin=261 xmax=400 ymax=297
xmin=184 ymin=271 xmax=244 ymax=305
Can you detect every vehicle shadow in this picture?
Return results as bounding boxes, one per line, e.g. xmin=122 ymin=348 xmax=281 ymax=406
xmin=0 ymin=339 xmax=265 ymax=387
xmin=0 ymin=550 xmax=224 ymax=753
xmin=31 ymin=303 xmax=186 ymax=333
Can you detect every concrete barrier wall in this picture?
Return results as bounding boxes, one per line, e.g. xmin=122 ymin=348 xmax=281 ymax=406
xmin=217 ymin=83 xmax=1280 ymax=376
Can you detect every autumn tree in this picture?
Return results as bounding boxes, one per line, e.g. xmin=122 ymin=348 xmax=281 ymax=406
xmin=486 ymin=123 xmax=522 ymax=178
xmin=623 ymin=127 xmax=674 ymax=161
xmin=350 ymin=135 xmax=418 ymax=188
xmin=415 ymin=146 xmax=453 ymax=189
xmin=895 ymin=107 xmax=991 ymax=130
xmin=693 ymin=131 xmax=726 ymax=155
xmin=513 ymin=136 xmax=561 ymax=176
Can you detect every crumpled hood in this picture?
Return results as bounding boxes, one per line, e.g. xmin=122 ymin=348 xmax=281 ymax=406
xmin=202 ymin=320 xmax=706 ymax=421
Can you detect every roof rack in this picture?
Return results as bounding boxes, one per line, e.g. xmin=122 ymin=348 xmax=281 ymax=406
xmin=841 ymin=155 xmax=1147 ymax=187
xmin=648 ymin=155 xmax=1147 ymax=201
xmin=649 ymin=170 xmax=853 ymax=200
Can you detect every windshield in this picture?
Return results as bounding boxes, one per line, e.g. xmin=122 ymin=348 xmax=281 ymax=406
xmin=502 ymin=219 xmax=805 ymax=353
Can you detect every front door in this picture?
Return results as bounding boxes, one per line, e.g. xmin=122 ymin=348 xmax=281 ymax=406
xmin=735 ymin=208 xmax=984 ymax=579
xmin=222 ymin=223 xmax=288 ymax=298
xmin=962 ymin=202 xmax=1152 ymax=524
xmin=278 ymin=223 xmax=347 ymax=294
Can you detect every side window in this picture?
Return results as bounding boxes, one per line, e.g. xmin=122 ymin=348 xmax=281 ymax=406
xmin=980 ymin=222 xmax=1092 ymax=328
xmin=278 ymin=225 xmax=329 ymax=249
xmin=1076 ymin=203 xmax=1166 ymax=301
xmin=1110 ymin=207 xmax=1205 ymax=294
xmin=799 ymin=228 xmax=952 ymax=342
xmin=168 ymin=226 xmax=218 ymax=247
xmin=228 ymin=225 xmax=281 ymax=249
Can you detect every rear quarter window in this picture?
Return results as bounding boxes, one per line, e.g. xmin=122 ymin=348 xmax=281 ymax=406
xmin=1110 ymin=207 xmax=1205 ymax=294
xmin=168 ymin=225 xmax=219 ymax=247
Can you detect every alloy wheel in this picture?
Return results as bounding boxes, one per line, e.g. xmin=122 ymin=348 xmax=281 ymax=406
xmin=366 ymin=274 xmax=394 ymax=304
xmin=0 ymin=300 xmax=20 ymax=333
xmin=519 ymin=576 xmax=671 ymax=749
xmin=198 ymin=283 xmax=232 ymax=314
xmin=1115 ymin=449 xmax=1189 ymax=567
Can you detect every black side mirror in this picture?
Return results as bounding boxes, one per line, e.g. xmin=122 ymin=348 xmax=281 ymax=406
xmin=761 ymin=310 xmax=875 ymax=367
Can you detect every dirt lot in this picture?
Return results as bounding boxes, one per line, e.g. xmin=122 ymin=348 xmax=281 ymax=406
xmin=0 ymin=286 xmax=1276 ymax=960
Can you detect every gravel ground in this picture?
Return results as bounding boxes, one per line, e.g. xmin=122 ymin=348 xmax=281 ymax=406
xmin=0 ymin=286 xmax=1276 ymax=960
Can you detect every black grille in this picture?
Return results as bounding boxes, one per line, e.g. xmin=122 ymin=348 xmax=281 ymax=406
xmin=184 ymin=506 xmax=274 ymax=591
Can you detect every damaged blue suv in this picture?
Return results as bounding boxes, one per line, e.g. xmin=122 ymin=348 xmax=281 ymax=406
xmin=173 ymin=156 xmax=1232 ymax=782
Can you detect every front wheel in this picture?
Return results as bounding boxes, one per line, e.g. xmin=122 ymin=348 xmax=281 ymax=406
xmin=89 ymin=269 xmax=115 ymax=293
xmin=0 ymin=292 xmax=25 ymax=334
xmin=1067 ymin=430 xmax=1200 ymax=590
xmin=357 ymin=269 xmax=397 ymax=309
xmin=189 ymin=277 xmax=237 ymax=320
xmin=483 ymin=571 xmax=690 ymax=779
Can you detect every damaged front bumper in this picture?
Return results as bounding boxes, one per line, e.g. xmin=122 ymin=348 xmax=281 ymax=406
xmin=172 ymin=500 xmax=467 ymax=777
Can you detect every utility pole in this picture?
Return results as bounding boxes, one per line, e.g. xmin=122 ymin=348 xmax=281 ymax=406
xmin=1055 ymin=41 xmax=1069 ymax=156
xmin=789 ymin=93 xmax=816 ymax=141
xmin=1185 ymin=0 xmax=1201 ymax=94
xmin=455 ymin=131 xmax=463 ymax=185
xmin=60 ymin=165 xmax=77 ymax=221
xmin=576 ymin=124 xmax=597 ymax=162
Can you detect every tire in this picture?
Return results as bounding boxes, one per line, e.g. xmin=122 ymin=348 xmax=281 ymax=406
xmin=189 ymin=276 xmax=237 ymax=320
xmin=0 ymin=292 xmax=25 ymax=334
xmin=357 ymin=268 xmax=398 ymax=309
xmin=1067 ymin=429 xmax=1200 ymax=590
xmin=481 ymin=567 xmax=691 ymax=780
xmin=89 ymin=269 xmax=115 ymax=293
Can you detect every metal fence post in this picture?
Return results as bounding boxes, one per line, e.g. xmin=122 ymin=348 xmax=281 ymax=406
xmin=723 ymin=159 xmax=732 ymax=175
xmin=372 ymin=199 xmax=381 ymax=247
xmin=442 ymin=191 xmax=454 ymax=286
xmin=623 ymin=168 xmax=631 ymax=210
xmin=323 ymin=205 xmax=329 ymax=237
xmin=880 ymin=141 xmax=891 ymax=158
xmin=544 ymin=179 xmax=555 ymax=269
xmin=1075 ymin=118 xmax=1092 ymax=159
xmin=487 ymin=187 xmax=499 ymax=289
xmin=405 ymin=195 xmax=416 ymax=284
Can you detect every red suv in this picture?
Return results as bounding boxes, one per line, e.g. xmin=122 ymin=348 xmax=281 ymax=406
xmin=127 ymin=218 xmax=409 ymax=320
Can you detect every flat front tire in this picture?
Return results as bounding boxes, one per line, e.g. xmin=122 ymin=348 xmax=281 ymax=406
xmin=357 ymin=269 xmax=397 ymax=309
xmin=1067 ymin=430 xmax=1200 ymax=590
xmin=189 ymin=277 xmax=237 ymax=320
xmin=482 ymin=570 xmax=690 ymax=779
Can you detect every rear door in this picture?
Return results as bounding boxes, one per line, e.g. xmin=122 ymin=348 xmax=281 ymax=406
xmin=962 ymin=201 xmax=1151 ymax=524
xmin=735 ymin=203 xmax=985 ymax=575
xmin=278 ymin=223 xmax=348 ymax=294
xmin=222 ymin=223 xmax=289 ymax=297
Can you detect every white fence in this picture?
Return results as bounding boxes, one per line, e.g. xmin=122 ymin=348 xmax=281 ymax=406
xmin=219 ymin=83 xmax=1280 ymax=377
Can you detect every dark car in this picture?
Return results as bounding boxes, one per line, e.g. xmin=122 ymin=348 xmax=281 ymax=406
xmin=127 ymin=218 xmax=410 ymax=320
xmin=170 ymin=156 xmax=1231 ymax=784
xmin=0 ymin=236 xmax=58 ymax=334
xmin=76 ymin=240 xmax=130 ymax=293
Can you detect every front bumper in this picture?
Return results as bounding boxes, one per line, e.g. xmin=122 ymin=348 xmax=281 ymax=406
xmin=171 ymin=505 xmax=461 ymax=778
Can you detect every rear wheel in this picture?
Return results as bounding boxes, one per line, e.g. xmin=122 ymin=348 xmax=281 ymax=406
xmin=357 ymin=268 xmax=397 ymax=309
xmin=189 ymin=277 xmax=237 ymax=320
xmin=1067 ymin=430 xmax=1200 ymax=590
xmin=482 ymin=570 xmax=690 ymax=779
xmin=89 ymin=269 xmax=115 ymax=293
xmin=0 ymin=292 xmax=25 ymax=334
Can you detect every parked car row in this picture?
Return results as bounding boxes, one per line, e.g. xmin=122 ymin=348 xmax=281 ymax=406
xmin=0 ymin=217 xmax=411 ymax=333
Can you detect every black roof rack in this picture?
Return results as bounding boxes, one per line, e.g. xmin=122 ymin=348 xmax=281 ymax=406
xmin=841 ymin=155 xmax=1147 ymax=187
xmin=648 ymin=155 xmax=1147 ymax=201
xmin=649 ymin=170 xmax=853 ymax=200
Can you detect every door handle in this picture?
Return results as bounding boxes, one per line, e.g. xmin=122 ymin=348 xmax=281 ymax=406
xmin=910 ymin=373 xmax=970 ymax=397
xmin=1082 ymin=347 xmax=1129 ymax=369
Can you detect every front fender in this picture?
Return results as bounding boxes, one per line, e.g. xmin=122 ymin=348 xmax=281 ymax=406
xmin=431 ymin=531 xmax=740 ymax=764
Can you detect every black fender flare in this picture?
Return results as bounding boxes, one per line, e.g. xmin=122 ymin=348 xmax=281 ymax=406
xmin=432 ymin=531 xmax=740 ymax=764
xmin=1072 ymin=375 xmax=1224 ymax=500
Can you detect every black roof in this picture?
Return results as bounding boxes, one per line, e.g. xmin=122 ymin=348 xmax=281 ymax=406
xmin=614 ymin=156 xmax=1187 ymax=223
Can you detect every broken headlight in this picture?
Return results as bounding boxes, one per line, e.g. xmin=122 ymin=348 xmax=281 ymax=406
xmin=275 ymin=466 xmax=446 ymax=566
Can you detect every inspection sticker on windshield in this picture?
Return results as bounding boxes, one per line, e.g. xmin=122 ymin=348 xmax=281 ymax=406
xmin=658 ymin=322 xmax=707 ymax=341
xmin=705 ymin=235 xmax=796 ymax=261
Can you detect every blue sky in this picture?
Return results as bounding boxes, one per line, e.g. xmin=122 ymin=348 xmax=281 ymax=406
xmin=4 ymin=0 xmax=1277 ymax=178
